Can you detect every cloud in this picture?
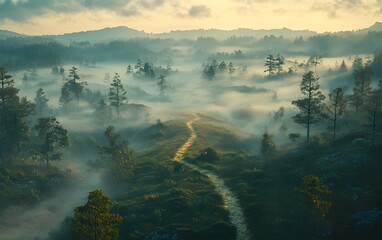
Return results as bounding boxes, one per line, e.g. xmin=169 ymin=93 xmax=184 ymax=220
xmin=188 ymin=5 xmax=211 ymax=18
xmin=311 ymin=0 xmax=374 ymax=14
xmin=139 ymin=0 xmax=165 ymax=10
xmin=0 ymin=0 xmax=166 ymax=21
xmin=309 ymin=0 xmax=382 ymax=19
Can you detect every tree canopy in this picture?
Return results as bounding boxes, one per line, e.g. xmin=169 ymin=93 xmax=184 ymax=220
xmin=74 ymin=189 xmax=123 ymax=240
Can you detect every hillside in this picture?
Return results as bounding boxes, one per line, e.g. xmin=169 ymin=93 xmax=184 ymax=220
xmin=0 ymin=30 xmax=24 ymax=39
xmin=1 ymin=22 xmax=382 ymax=43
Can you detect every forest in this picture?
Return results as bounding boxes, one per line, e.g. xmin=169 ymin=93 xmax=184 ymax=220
xmin=0 ymin=25 xmax=382 ymax=240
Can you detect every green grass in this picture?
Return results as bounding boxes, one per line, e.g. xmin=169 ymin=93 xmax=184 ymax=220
xmin=25 ymin=115 xmax=382 ymax=239
xmin=106 ymin=118 xmax=236 ymax=239
xmin=188 ymin=125 xmax=382 ymax=239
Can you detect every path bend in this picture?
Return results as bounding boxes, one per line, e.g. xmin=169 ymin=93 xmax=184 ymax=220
xmin=173 ymin=115 xmax=251 ymax=240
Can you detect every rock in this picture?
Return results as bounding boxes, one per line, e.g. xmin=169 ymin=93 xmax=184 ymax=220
xmin=351 ymin=209 xmax=382 ymax=233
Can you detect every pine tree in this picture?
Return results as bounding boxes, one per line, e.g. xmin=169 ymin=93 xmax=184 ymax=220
xmin=74 ymin=189 xmax=123 ymax=240
xmin=203 ymin=65 xmax=216 ymax=80
xmin=52 ymin=66 xmax=59 ymax=75
xmin=22 ymin=72 xmax=29 ymax=82
xmin=264 ymin=54 xmax=276 ymax=76
xmin=157 ymin=75 xmax=167 ymax=96
xmin=34 ymin=88 xmax=49 ymax=118
xmin=352 ymin=58 xmax=373 ymax=114
xmin=59 ymin=66 xmax=65 ymax=75
xmin=134 ymin=59 xmax=143 ymax=75
xmin=59 ymin=85 xmax=72 ymax=110
xmin=292 ymin=71 xmax=326 ymax=142
xmin=307 ymin=56 xmax=322 ymax=73
xmin=327 ymin=88 xmax=346 ymax=140
xmin=339 ymin=60 xmax=348 ymax=72
xmin=218 ymin=61 xmax=227 ymax=72
xmin=275 ymin=54 xmax=285 ymax=75
xmin=228 ymin=62 xmax=235 ymax=74
xmin=98 ymin=126 xmax=136 ymax=180
xmin=108 ymin=73 xmax=127 ymax=118
xmin=367 ymin=81 xmax=382 ymax=145
xmin=35 ymin=117 xmax=69 ymax=168
xmin=143 ymin=62 xmax=155 ymax=79
xmin=59 ymin=66 xmax=86 ymax=109
xmin=66 ymin=66 xmax=86 ymax=108
xmin=0 ymin=67 xmax=33 ymax=167
xmin=261 ymin=132 xmax=277 ymax=157
xmin=29 ymin=68 xmax=39 ymax=81
xmin=126 ymin=64 xmax=133 ymax=75
xmin=103 ymin=73 xmax=110 ymax=83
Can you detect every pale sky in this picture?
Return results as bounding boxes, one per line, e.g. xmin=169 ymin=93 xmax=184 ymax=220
xmin=0 ymin=0 xmax=381 ymax=35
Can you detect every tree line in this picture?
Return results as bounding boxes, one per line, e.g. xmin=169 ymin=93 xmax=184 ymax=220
xmin=0 ymin=67 xmax=69 ymax=168
xmin=261 ymin=56 xmax=381 ymax=157
xmin=292 ymin=56 xmax=381 ymax=144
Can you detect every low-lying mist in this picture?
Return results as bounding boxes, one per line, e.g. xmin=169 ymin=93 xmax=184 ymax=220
xmin=1 ymin=50 xmax=376 ymax=240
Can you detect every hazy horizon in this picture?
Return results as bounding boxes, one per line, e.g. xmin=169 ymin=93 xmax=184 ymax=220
xmin=1 ymin=23 xmax=379 ymax=37
xmin=0 ymin=0 xmax=381 ymax=35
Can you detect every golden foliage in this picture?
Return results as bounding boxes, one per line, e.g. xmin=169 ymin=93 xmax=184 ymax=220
xmin=297 ymin=175 xmax=332 ymax=218
xmin=74 ymin=189 xmax=123 ymax=240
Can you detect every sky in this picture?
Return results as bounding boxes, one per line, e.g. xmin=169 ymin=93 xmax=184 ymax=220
xmin=0 ymin=0 xmax=381 ymax=35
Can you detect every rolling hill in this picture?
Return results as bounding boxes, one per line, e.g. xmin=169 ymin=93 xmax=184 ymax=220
xmin=1 ymin=22 xmax=381 ymax=43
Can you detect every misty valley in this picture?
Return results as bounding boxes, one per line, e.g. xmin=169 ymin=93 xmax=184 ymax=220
xmin=1 ymin=25 xmax=382 ymax=240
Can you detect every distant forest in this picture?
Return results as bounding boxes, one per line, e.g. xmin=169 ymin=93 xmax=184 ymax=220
xmin=1 ymin=31 xmax=382 ymax=71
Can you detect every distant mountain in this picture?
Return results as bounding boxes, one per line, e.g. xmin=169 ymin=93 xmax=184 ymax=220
xmin=362 ymin=22 xmax=382 ymax=32
xmin=0 ymin=30 xmax=24 ymax=39
xmin=1 ymin=22 xmax=382 ymax=43
xmin=48 ymin=26 xmax=317 ymax=43
xmin=48 ymin=26 xmax=149 ymax=43
xmin=0 ymin=26 xmax=318 ymax=43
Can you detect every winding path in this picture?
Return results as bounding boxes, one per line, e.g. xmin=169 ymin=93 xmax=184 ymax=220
xmin=173 ymin=115 xmax=251 ymax=240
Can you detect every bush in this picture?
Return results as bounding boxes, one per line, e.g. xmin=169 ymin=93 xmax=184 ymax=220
xmin=196 ymin=147 xmax=221 ymax=163
xmin=307 ymin=134 xmax=327 ymax=148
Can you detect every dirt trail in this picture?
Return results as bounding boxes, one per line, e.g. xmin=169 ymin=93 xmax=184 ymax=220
xmin=173 ymin=115 xmax=251 ymax=240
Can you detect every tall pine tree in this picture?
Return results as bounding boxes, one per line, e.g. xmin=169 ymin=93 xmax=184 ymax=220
xmin=327 ymin=88 xmax=346 ymax=140
xmin=367 ymin=81 xmax=382 ymax=145
xmin=264 ymin=54 xmax=276 ymax=76
xmin=34 ymin=88 xmax=49 ymax=118
xmin=292 ymin=71 xmax=326 ymax=142
xmin=352 ymin=58 xmax=372 ymax=114
xmin=61 ymin=66 xmax=86 ymax=108
xmin=108 ymin=73 xmax=127 ymax=118
xmin=35 ymin=117 xmax=69 ymax=168
xmin=0 ymin=67 xmax=33 ymax=167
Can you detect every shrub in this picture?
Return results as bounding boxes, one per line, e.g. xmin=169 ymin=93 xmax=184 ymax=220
xmin=196 ymin=147 xmax=221 ymax=163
